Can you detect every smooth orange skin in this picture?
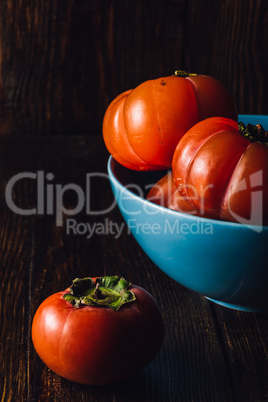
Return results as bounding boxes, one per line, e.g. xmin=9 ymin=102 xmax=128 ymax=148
xmin=103 ymin=74 xmax=237 ymax=171
xmin=103 ymin=90 xmax=156 ymax=170
xmin=221 ymin=141 xmax=268 ymax=225
xmin=172 ymin=117 xmax=268 ymax=225
xmin=123 ymin=77 xmax=199 ymax=168
xmin=186 ymin=75 xmax=238 ymax=121
xmin=31 ymin=281 xmax=164 ymax=386
xmin=146 ymin=171 xmax=208 ymax=217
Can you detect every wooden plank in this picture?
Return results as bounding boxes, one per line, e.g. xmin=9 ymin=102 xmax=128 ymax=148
xmin=180 ymin=0 xmax=268 ymax=115
xmin=0 ymin=0 xmax=187 ymax=136
xmin=1 ymin=0 xmax=267 ymax=137
xmin=210 ymin=303 xmax=268 ymax=401
xmin=0 ymin=210 xmax=32 ymax=401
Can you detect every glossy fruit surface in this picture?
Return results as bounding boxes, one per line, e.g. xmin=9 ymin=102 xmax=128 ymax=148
xmin=32 ymin=276 xmax=164 ymax=385
xmin=103 ymin=71 xmax=237 ymax=170
xmin=172 ymin=117 xmax=268 ymax=225
xmin=146 ymin=171 xmax=206 ymax=216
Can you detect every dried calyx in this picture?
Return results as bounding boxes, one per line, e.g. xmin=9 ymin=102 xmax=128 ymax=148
xmin=63 ymin=276 xmax=136 ymax=311
xmin=238 ymin=122 xmax=268 ymax=146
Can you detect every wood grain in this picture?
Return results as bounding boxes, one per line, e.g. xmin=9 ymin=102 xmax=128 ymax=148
xmin=1 ymin=2 xmax=268 ymax=399
xmin=0 ymin=0 xmax=267 ymax=137
xmin=0 ymin=135 xmax=267 ymax=401
xmin=184 ymin=0 xmax=268 ymax=115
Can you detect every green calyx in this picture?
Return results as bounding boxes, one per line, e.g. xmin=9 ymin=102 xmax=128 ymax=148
xmin=63 ymin=276 xmax=136 ymax=311
xmin=238 ymin=122 xmax=268 ymax=146
xmin=173 ymin=70 xmax=197 ymax=78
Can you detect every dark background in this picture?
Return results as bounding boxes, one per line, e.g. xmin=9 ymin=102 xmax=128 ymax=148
xmin=0 ymin=0 xmax=267 ymax=137
xmin=1 ymin=2 xmax=268 ymax=400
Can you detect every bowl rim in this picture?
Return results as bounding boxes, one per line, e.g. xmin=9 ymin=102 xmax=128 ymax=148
xmin=108 ymin=155 xmax=268 ymax=232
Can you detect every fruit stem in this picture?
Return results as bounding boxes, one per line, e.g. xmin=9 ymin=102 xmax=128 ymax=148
xmin=173 ymin=70 xmax=197 ymax=78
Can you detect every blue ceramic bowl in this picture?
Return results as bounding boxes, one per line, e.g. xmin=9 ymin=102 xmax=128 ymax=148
xmin=107 ymin=115 xmax=268 ymax=313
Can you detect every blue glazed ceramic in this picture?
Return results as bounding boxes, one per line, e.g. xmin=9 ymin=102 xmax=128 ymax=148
xmin=107 ymin=115 xmax=268 ymax=313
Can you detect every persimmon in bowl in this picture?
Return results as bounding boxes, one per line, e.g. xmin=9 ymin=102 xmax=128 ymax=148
xmin=107 ymin=116 xmax=268 ymax=313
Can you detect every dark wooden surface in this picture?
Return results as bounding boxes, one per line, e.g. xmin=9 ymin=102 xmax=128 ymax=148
xmin=0 ymin=0 xmax=268 ymax=137
xmin=0 ymin=1 xmax=268 ymax=400
xmin=0 ymin=135 xmax=267 ymax=402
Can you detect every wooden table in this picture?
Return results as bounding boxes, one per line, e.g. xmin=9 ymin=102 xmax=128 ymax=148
xmin=0 ymin=134 xmax=267 ymax=402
